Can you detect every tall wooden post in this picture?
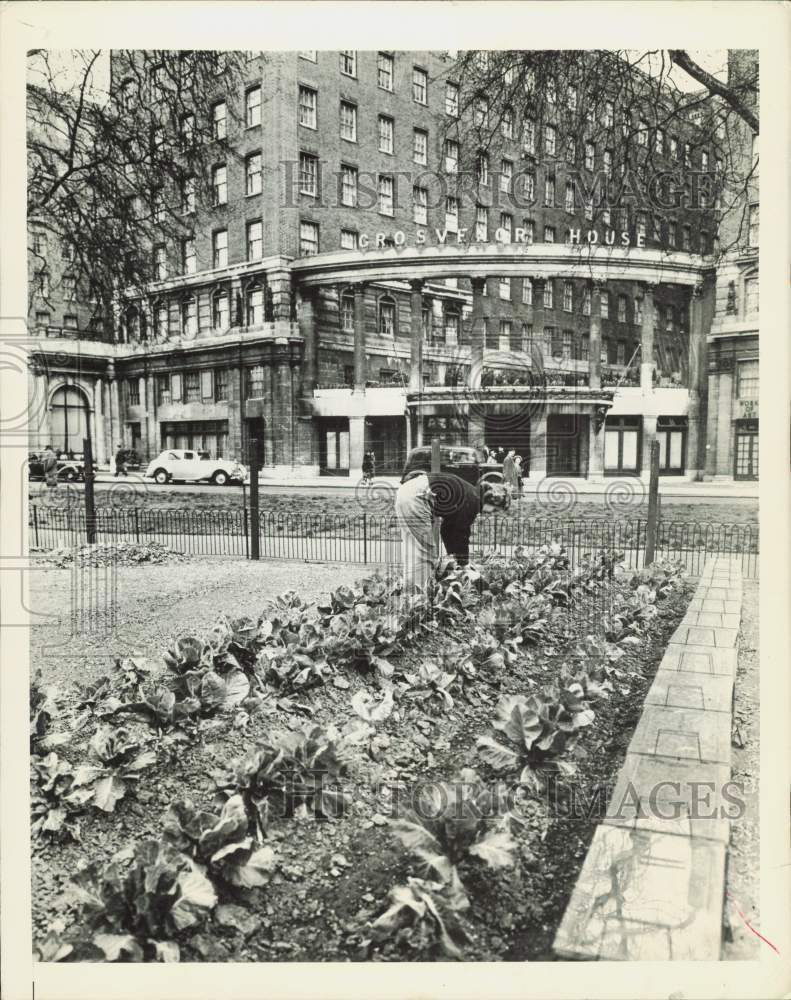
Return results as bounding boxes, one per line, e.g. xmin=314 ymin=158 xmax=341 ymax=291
xmin=249 ymin=438 xmax=261 ymax=560
xmin=431 ymin=437 xmax=441 ymax=553
xmin=83 ymin=435 xmax=96 ymax=544
xmin=644 ymin=439 xmax=660 ymax=566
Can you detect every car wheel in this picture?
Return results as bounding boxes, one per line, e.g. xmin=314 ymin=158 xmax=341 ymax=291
xmin=154 ymin=469 xmax=169 ymax=485
xmin=61 ymin=468 xmax=77 ymax=482
xmin=479 ymin=471 xmax=504 ymax=485
xmin=211 ymin=471 xmax=229 ymax=486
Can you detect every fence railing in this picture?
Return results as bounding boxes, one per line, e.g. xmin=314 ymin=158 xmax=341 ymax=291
xmin=28 ymin=504 xmax=759 ymax=578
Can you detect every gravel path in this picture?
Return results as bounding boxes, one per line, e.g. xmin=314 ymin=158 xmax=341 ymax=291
xmin=30 ymin=558 xmax=369 ymax=686
xmin=722 ymin=579 xmax=760 ymax=960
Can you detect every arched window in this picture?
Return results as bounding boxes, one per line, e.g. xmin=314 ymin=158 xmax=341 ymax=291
xmin=246 ymin=283 xmax=264 ymax=326
xmin=181 ymin=296 xmax=197 ymax=337
xmin=50 ymin=385 xmax=89 ymax=454
xmin=125 ymin=305 xmax=139 ymax=341
xmin=340 ymin=291 xmax=354 ymax=333
xmin=153 ymin=300 xmax=168 ymax=340
xmin=212 ymin=288 xmax=230 ymax=330
xmin=378 ymin=295 xmax=396 ymax=337
xmin=744 ymin=273 xmax=758 ymax=317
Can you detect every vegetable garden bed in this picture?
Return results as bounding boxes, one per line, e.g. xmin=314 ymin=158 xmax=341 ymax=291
xmin=31 ymin=545 xmax=692 ymax=963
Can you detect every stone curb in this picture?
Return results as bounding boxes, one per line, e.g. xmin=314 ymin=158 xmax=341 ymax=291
xmin=553 ymin=557 xmax=742 ymax=960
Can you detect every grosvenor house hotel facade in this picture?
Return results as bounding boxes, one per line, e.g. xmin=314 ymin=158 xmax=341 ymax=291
xmin=27 ymin=49 xmax=759 ymax=481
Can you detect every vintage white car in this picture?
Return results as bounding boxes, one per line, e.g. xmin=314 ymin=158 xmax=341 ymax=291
xmin=144 ymin=450 xmax=247 ymax=486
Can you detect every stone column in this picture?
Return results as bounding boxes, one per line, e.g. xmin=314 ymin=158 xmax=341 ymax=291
xmin=107 ymin=360 xmax=120 ymax=452
xmin=528 ymin=413 xmax=547 ymax=479
xmin=145 ymin=372 xmax=157 ymax=462
xmin=714 ymin=365 xmax=733 ymax=477
xmin=268 ymin=268 xmax=294 ymax=323
xmin=639 ymin=282 xmax=658 ymax=478
xmin=349 ymin=415 xmax=366 ymax=476
xmin=469 ymin=276 xmax=487 ymax=389
xmin=530 ymin=278 xmax=545 ymax=371
xmin=687 ymin=281 xmax=706 ymax=479
xmin=298 ymin=287 xmax=318 ymax=396
xmin=409 ymin=279 xmax=423 ymax=393
xmin=588 ymin=281 xmax=603 ymax=390
xmin=352 ymin=282 xmax=367 ymax=392
xmin=588 ymin=411 xmax=605 ymax=482
xmin=92 ymin=379 xmax=105 ymax=466
xmin=704 ymin=366 xmax=720 ymax=479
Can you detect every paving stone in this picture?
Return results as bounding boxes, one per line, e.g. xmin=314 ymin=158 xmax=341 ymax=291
xmin=661 ymin=643 xmax=737 ymax=679
xmin=700 ymin=600 xmax=725 ymax=613
xmin=723 ymin=600 xmax=740 ymax=614
xmin=671 ymin=625 xmax=739 ymax=649
xmin=553 ymin=824 xmax=726 ymax=960
xmin=604 ymin=753 xmax=731 ymax=843
xmin=629 ymin=704 xmax=731 ymax=765
xmin=687 ymin=599 xmax=703 ymax=612
xmin=696 ymin=588 xmax=729 ymax=600
xmin=646 ymin=670 xmax=734 ymax=713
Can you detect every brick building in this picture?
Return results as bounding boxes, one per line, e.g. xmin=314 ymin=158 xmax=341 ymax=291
xmin=28 ymin=50 xmax=751 ymax=480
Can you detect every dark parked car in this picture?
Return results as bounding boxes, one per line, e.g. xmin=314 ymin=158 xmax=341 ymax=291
xmin=28 ymin=453 xmax=96 ymax=483
xmin=400 ymin=445 xmax=506 ymax=488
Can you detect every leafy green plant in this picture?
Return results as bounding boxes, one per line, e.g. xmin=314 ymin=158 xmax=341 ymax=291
xmin=400 ymin=661 xmax=457 ymax=713
xmin=30 ymin=671 xmax=70 ymax=754
xmin=477 ymin=689 xmax=594 ymax=793
xmin=211 ymin=742 xmax=287 ymax=839
xmin=110 ymin=656 xmax=152 ymax=699
xmin=162 ymin=632 xmax=250 ymax=713
xmin=351 ymin=687 xmax=395 ymax=724
xmin=364 ymin=876 xmax=471 ymax=960
xmin=322 ymin=603 xmax=399 ymax=678
xmin=71 ymin=727 xmax=157 ymax=813
xmin=604 ymin=587 xmax=659 ymax=644
xmin=63 ymin=839 xmax=217 ymax=961
xmin=72 ymin=676 xmax=114 ymax=729
xmin=389 ymin=770 xmax=517 ymax=898
xmin=31 ymin=752 xmax=92 ymax=842
xmin=161 ymin=795 xmax=276 ymax=890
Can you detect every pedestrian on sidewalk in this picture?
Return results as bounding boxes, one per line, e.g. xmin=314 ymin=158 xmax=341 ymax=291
xmin=41 ymin=444 xmax=58 ymax=490
xmin=114 ymin=444 xmax=128 ymax=478
xmin=514 ymin=454 xmax=523 ymax=496
xmin=361 ymin=450 xmax=375 ymax=484
xmin=502 ymin=449 xmax=518 ymax=496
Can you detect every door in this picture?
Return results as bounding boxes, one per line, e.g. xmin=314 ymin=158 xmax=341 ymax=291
xmin=173 ymin=450 xmax=200 ymax=480
xmin=604 ymin=416 xmax=642 ymax=476
xmin=546 ymin=414 xmax=584 ymax=476
xmin=657 ymin=417 xmax=687 ymax=475
xmin=734 ymin=422 xmax=758 ymax=480
xmin=319 ymin=420 xmax=350 ymax=476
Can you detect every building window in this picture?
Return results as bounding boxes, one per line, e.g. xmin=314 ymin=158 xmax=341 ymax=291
xmin=745 ymin=275 xmax=759 ymax=315
xmin=748 ymin=204 xmax=759 ymax=247
xmin=665 ymin=305 xmax=674 ymax=333
xmin=543 ymin=281 xmax=554 ymax=309
xmin=701 ymin=149 xmax=709 ymax=171
xmin=523 ymin=118 xmax=535 ymax=154
xmin=214 ymin=368 xmax=229 ymax=402
xmin=499 ymin=277 xmax=511 ymax=300
xmin=566 ymin=137 xmax=576 ymax=164
xmin=340 ymin=101 xmax=357 ymax=141
xmin=544 ymin=176 xmax=555 ymax=207
xmin=340 ymin=291 xmax=354 ymax=332
xmin=737 ymin=360 xmax=759 ymax=400
xmin=500 ymin=158 xmax=513 ymax=193
xmin=379 ymin=115 xmax=394 ymax=154
xmin=616 ymin=341 xmax=626 ymax=365
xmin=668 ymin=221 xmax=677 ymax=247
xmin=212 ymin=290 xmax=229 ymax=329
xmin=501 ymin=109 xmax=514 ymax=140
xmin=340 ymin=228 xmax=358 ymax=250
xmin=634 ymin=296 xmax=643 ymax=324
xmin=299 ymin=221 xmax=319 ymax=256
xmin=617 ymin=294 xmax=627 ymax=323
xmin=246 ymin=220 xmax=263 ymax=261
xmin=299 ymin=86 xmax=317 ymax=129
xmin=544 ymin=226 xmax=556 ymax=243
xmin=604 ymin=416 xmax=641 ymax=475
xmin=520 ymin=171 xmax=534 ymax=205
xmin=181 ymin=175 xmax=196 ymax=214
xmin=156 ymin=373 xmax=171 ymax=405
xmin=183 ymin=371 xmax=200 ymax=403
xmin=299 ymin=151 xmax=318 ymax=195
xmin=682 ymin=225 xmax=691 ymax=250
xmin=63 ymin=314 xmax=78 ymax=330
xmin=340 ymin=50 xmax=356 ymax=77
xmin=247 ymin=365 xmax=265 ymax=398
xmin=341 ymin=164 xmax=358 ymax=206
xmin=564 ymin=180 xmax=575 ymax=213
xmin=212 ymin=229 xmax=228 ymax=269
xmin=181 ymin=297 xmax=197 ymax=337
xmin=734 ymin=423 xmax=759 ymax=479
xmin=378 ymin=175 xmax=394 ymax=216
xmin=245 ymin=86 xmax=261 ymax=127
xmin=413 ymin=128 xmax=428 ymax=165
xmin=123 ymin=377 xmax=139 ymax=406
xmin=446 ymin=81 xmax=459 ymax=117
xmin=636 ymin=212 xmax=647 ymax=241
xmin=154 ymin=244 xmax=167 ymax=281
xmin=499 ymin=319 xmax=512 ymax=352
xmin=544 ymin=124 xmax=556 ymax=156
xmin=413 ymin=185 xmax=428 ymax=225
xmin=377 ymin=52 xmax=394 ymax=91
xmin=154 ymin=301 xmax=168 ymax=338
xmin=445 ymin=139 xmax=459 ymax=173
xmin=477 ymin=151 xmax=489 ymax=186
xmin=212 ymin=164 xmax=227 ymax=206
xmin=522 ymin=217 xmax=535 ymax=244
xmin=246 ymin=285 xmax=264 ymax=326
xmin=563 ymin=281 xmax=573 ymax=312
xmin=32 ymin=231 xmax=47 ymax=255
xmin=475 ymin=204 xmax=487 ymax=242
xmin=412 ymin=66 xmax=427 ymax=104
xmin=212 ymin=100 xmax=227 ymax=139
xmin=446 ymin=196 xmax=459 ymax=232
xmin=669 ymin=135 xmax=678 ymax=159
xmin=499 ymin=212 xmax=512 ymax=238
xmin=182 ymin=238 xmax=196 ymax=275
xmin=378 ymin=296 xmax=396 ymax=336
xmin=474 ymin=96 xmax=489 ymax=128
xmin=522 ymin=278 xmax=533 ymax=305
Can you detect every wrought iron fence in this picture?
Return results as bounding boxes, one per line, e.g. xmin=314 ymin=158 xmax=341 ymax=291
xmin=28 ymin=504 xmax=759 ymax=579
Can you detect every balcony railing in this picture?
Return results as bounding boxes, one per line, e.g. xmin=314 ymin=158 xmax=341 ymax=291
xmin=601 ymin=364 xmax=641 ymax=388
xmin=36 ymin=325 xmax=109 ymax=342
